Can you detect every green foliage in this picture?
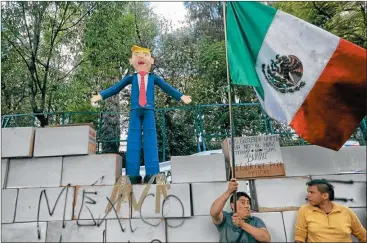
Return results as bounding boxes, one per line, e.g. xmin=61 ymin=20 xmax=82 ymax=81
xmin=2 ymin=1 xmax=366 ymax=159
xmin=272 ymin=2 xmax=366 ymax=48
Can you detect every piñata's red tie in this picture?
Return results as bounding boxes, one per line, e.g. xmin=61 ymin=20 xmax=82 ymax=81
xmin=138 ymin=71 xmax=147 ymax=107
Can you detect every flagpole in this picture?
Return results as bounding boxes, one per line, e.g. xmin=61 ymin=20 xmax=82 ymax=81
xmin=222 ymin=1 xmax=237 ymax=213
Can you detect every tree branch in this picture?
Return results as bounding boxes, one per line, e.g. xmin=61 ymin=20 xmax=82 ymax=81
xmin=59 ymin=3 xmax=97 ymax=32
xmin=3 ymin=34 xmax=32 ymax=79
xmin=13 ymin=92 xmax=27 ymax=111
xmin=35 ymin=58 xmax=47 ymax=68
xmin=0 ymin=20 xmax=47 ymax=68
xmin=344 ymin=32 xmax=367 ymax=41
xmin=312 ymin=2 xmax=332 ymax=20
xmin=1 ymin=19 xmax=27 ymax=50
xmin=57 ymin=58 xmax=86 ymax=82
xmin=134 ymin=2 xmax=143 ymax=46
xmin=47 ymin=90 xmax=53 ymax=113
xmin=61 ymin=2 xmax=78 ymax=26
xmin=360 ymin=2 xmax=366 ymax=38
xmin=30 ymin=4 xmax=47 ymax=94
xmin=54 ymin=1 xmax=69 ymax=34
xmin=20 ymin=2 xmax=33 ymax=50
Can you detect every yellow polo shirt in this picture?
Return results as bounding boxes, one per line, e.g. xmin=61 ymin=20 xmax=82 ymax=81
xmin=295 ymin=203 xmax=366 ymax=242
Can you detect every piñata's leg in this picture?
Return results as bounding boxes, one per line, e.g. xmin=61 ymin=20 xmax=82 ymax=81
xmin=143 ymin=109 xmax=160 ymax=182
xmin=126 ymin=109 xmax=142 ymax=183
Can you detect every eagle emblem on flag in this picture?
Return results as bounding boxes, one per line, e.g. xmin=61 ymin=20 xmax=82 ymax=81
xmin=262 ymin=54 xmax=306 ymax=93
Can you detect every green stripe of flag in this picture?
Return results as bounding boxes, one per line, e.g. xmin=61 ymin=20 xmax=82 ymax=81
xmin=226 ymin=2 xmax=277 ymax=100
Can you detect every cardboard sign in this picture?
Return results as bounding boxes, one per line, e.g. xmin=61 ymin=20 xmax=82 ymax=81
xmin=222 ymin=135 xmax=285 ymax=179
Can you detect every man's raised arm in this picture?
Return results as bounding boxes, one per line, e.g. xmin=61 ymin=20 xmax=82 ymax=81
xmin=210 ymin=178 xmax=238 ymax=225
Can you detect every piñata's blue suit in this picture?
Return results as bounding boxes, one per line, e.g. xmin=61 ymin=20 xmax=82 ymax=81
xmin=100 ymin=72 xmax=183 ymax=178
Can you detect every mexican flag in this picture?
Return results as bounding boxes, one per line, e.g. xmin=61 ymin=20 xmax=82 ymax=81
xmin=226 ymin=2 xmax=367 ymax=151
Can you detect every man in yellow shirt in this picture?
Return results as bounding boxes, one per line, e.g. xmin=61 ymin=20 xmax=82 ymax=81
xmin=295 ymin=179 xmax=366 ymax=242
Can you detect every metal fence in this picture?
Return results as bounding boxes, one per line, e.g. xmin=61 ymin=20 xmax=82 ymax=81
xmin=1 ymin=103 xmax=366 ymax=162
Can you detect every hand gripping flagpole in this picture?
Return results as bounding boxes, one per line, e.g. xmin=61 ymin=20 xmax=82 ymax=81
xmin=222 ymin=1 xmax=237 ymax=213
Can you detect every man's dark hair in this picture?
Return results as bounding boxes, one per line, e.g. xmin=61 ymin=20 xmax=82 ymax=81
xmin=306 ymin=179 xmax=335 ymax=201
xmin=230 ymin=192 xmax=252 ymax=206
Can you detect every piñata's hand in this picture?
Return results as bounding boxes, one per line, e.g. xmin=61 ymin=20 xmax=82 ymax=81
xmin=91 ymin=94 xmax=102 ymax=105
xmin=181 ymin=95 xmax=192 ymax=104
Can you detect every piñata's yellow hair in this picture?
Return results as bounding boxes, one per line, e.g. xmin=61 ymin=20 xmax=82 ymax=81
xmin=131 ymin=45 xmax=151 ymax=54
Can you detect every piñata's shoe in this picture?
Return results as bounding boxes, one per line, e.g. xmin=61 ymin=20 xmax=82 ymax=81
xmin=128 ymin=175 xmax=142 ymax=185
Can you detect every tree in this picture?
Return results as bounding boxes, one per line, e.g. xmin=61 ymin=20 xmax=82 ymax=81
xmin=1 ymin=2 xmax=93 ymax=126
xmin=271 ymin=2 xmax=367 ymax=48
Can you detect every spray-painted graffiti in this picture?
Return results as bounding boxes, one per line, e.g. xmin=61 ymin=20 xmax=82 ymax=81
xmin=31 ymin=175 xmax=187 ymax=242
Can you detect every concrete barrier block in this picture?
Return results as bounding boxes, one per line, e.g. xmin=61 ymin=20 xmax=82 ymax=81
xmin=171 ymin=154 xmax=227 ymax=183
xmin=254 ymin=177 xmax=310 ymax=212
xmin=33 ymin=126 xmax=96 ymax=157
xmin=352 ymin=208 xmax=367 ymax=227
xmin=6 ymin=157 xmax=62 ymax=188
xmin=2 ymin=189 xmax=17 ymax=223
xmin=191 ymin=181 xmax=249 ymax=216
xmin=46 ymin=220 xmax=106 ymax=242
xmin=1 ymin=222 xmax=47 ymax=242
xmin=167 ymin=216 xmax=218 ymax=242
xmin=311 ymin=174 xmax=366 ymax=207
xmin=352 ymin=208 xmax=367 ymax=242
xmin=2 ymin=159 xmax=9 ymax=188
xmin=73 ymin=185 xmax=130 ymax=221
xmin=106 ymin=219 xmax=166 ymax=242
xmin=335 ymin=147 xmax=366 ymax=173
xmin=281 ymin=146 xmax=366 ymax=176
xmin=1 ymin=127 xmax=35 ymax=158
xmin=131 ymin=183 xmax=191 ymax=218
xmin=281 ymin=146 xmax=339 ymax=176
xmin=15 ymin=187 xmax=74 ymax=222
xmin=61 ymin=154 xmax=122 ymax=186
xmin=282 ymin=210 xmax=298 ymax=242
xmin=251 ymin=212 xmax=287 ymax=242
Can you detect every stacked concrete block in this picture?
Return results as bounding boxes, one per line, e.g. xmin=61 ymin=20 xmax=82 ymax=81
xmin=2 ymin=159 xmax=9 ymax=188
xmin=170 ymin=154 xmax=227 ymax=183
xmin=281 ymin=146 xmax=366 ymax=176
xmin=191 ymin=181 xmax=249 ymax=216
xmin=1 ymin=127 xmax=35 ymax=158
xmin=351 ymin=208 xmax=367 ymax=242
xmin=1 ymin=122 xmax=366 ymax=243
xmin=33 ymin=125 xmax=96 ymax=157
xmin=352 ymin=208 xmax=367 ymax=227
xmin=1 ymin=222 xmax=47 ymax=242
xmin=73 ymin=185 xmax=130 ymax=222
xmin=132 ymin=183 xmax=191 ymax=218
xmin=252 ymin=212 xmax=287 ymax=242
xmin=253 ymin=177 xmax=310 ymax=212
xmin=46 ymin=220 xmax=106 ymax=242
xmin=282 ymin=210 xmax=298 ymax=242
xmin=311 ymin=174 xmax=366 ymax=207
xmin=15 ymin=187 xmax=75 ymax=222
xmin=61 ymin=154 xmax=122 ymax=186
xmin=334 ymin=146 xmax=366 ymax=173
xmin=281 ymin=145 xmax=339 ymax=176
xmin=6 ymin=157 xmax=62 ymax=188
xmin=1 ymin=189 xmax=18 ymax=223
xmin=167 ymin=216 xmax=219 ymax=242
xmin=106 ymin=219 xmax=166 ymax=242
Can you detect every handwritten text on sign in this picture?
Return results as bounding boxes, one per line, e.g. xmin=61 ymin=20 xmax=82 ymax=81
xmin=227 ymin=135 xmax=283 ymax=166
